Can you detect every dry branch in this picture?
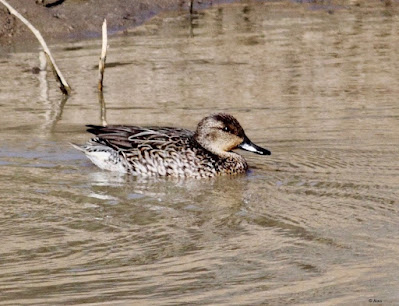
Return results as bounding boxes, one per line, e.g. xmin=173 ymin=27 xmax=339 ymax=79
xmin=189 ymin=0 xmax=194 ymax=15
xmin=0 ymin=0 xmax=71 ymax=95
xmin=97 ymin=19 xmax=108 ymax=126
xmin=98 ymin=19 xmax=108 ymax=92
xmin=98 ymin=91 xmax=107 ymax=127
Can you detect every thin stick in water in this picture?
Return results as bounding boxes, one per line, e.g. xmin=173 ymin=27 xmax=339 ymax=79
xmin=98 ymin=91 xmax=107 ymax=127
xmin=189 ymin=0 xmax=194 ymax=15
xmin=98 ymin=19 xmax=108 ymax=92
xmin=0 ymin=0 xmax=71 ymax=95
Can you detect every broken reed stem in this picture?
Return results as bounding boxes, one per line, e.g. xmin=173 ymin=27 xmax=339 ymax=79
xmin=98 ymin=19 xmax=108 ymax=92
xmin=98 ymin=91 xmax=107 ymax=127
xmin=189 ymin=0 xmax=194 ymax=15
xmin=97 ymin=19 xmax=108 ymax=126
xmin=0 ymin=0 xmax=71 ymax=95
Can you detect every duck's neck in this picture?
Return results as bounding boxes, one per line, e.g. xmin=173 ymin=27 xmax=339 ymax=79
xmin=193 ymin=136 xmax=248 ymax=173
xmin=193 ymin=134 xmax=224 ymax=157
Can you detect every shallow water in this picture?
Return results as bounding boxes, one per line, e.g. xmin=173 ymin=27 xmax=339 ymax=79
xmin=1 ymin=1 xmax=399 ymax=305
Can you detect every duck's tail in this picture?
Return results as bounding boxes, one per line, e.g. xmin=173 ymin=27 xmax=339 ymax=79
xmin=70 ymin=141 xmax=128 ymax=173
xmin=70 ymin=142 xmax=86 ymax=152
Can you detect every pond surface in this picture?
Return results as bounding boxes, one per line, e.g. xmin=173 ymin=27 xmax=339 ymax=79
xmin=1 ymin=1 xmax=399 ymax=304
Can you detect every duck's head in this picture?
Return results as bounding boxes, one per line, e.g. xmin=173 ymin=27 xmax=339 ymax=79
xmin=194 ymin=113 xmax=271 ymax=157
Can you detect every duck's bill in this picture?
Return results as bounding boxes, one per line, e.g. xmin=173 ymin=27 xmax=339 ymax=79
xmin=238 ymin=136 xmax=271 ymax=155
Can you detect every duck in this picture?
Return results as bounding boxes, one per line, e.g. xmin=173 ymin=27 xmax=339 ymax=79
xmin=72 ymin=113 xmax=271 ymax=178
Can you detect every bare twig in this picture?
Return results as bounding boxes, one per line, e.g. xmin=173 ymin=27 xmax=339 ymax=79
xmin=98 ymin=91 xmax=107 ymax=127
xmin=189 ymin=0 xmax=194 ymax=15
xmin=98 ymin=19 xmax=108 ymax=92
xmin=97 ymin=19 xmax=108 ymax=126
xmin=0 ymin=0 xmax=71 ymax=95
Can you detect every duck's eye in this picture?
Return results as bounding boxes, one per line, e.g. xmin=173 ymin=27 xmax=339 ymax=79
xmin=222 ymin=126 xmax=230 ymax=133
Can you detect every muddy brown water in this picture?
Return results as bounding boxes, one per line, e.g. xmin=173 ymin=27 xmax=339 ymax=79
xmin=1 ymin=2 xmax=399 ymax=305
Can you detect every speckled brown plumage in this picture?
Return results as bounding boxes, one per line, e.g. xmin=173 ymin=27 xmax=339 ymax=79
xmin=72 ymin=113 xmax=271 ymax=178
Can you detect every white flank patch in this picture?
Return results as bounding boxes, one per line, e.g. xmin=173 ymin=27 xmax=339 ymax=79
xmin=86 ymin=152 xmax=127 ymax=173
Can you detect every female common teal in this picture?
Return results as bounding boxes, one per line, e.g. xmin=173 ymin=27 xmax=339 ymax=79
xmin=73 ymin=113 xmax=271 ymax=178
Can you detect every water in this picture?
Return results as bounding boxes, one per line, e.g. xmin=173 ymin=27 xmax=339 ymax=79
xmin=1 ymin=2 xmax=399 ymax=304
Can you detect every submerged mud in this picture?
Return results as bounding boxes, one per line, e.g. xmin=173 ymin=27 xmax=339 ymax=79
xmin=0 ymin=0 xmax=213 ymax=45
xmin=1 ymin=0 xmax=396 ymax=46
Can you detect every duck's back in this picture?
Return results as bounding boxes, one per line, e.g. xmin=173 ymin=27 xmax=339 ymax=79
xmin=81 ymin=125 xmax=219 ymax=177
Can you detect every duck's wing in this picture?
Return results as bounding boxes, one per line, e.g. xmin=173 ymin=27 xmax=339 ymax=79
xmin=86 ymin=125 xmax=194 ymax=151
